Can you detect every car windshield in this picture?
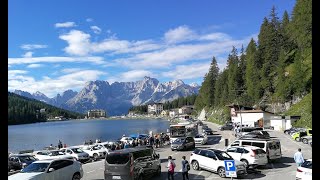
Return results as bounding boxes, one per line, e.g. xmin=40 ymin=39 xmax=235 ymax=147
xmin=21 ymin=163 xmax=50 ymax=173
xmin=174 ymin=138 xmax=185 ymax=143
xmin=71 ymin=148 xmax=84 ymax=153
xmin=215 ymin=152 xmax=233 ymax=160
xmin=19 ymin=156 xmax=37 ymax=162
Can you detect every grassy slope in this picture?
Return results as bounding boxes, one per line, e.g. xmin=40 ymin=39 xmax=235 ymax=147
xmin=285 ymin=92 xmax=312 ymax=128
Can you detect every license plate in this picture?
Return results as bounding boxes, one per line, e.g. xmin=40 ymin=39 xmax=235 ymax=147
xmin=112 ymin=176 xmax=121 ymax=179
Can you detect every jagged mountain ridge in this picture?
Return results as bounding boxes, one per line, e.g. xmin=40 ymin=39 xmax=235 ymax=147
xmin=13 ymin=77 xmax=200 ymax=116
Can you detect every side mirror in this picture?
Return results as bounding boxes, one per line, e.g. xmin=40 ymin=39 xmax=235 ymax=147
xmin=48 ymin=168 xmax=55 ymax=172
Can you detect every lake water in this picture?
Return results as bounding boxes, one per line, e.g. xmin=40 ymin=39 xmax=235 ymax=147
xmin=8 ymin=118 xmax=170 ymax=153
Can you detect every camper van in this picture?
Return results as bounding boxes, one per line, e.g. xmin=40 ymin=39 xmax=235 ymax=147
xmin=228 ymin=138 xmax=282 ymax=162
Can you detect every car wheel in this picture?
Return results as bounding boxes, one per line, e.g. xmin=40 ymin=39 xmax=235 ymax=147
xmin=295 ymin=137 xmax=300 ymax=142
xmin=93 ymin=153 xmax=99 ymax=161
xmin=156 ymin=166 xmax=161 ymax=176
xmin=241 ymin=159 xmax=249 ymax=169
xmin=218 ymin=167 xmax=226 ymax=178
xmin=72 ymin=173 xmax=81 ymax=180
xmin=302 ymin=139 xmax=308 ymax=144
xmin=192 ymin=160 xmax=199 ymax=170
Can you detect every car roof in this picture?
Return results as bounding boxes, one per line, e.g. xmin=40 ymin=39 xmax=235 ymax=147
xmin=108 ymin=147 xmax=152 ymax=154
xmin=237 ymin=138 xmax=279 ymax=142
xmin=228 ymin=146 xmax=261 ymax=150
xmin=207 ymin=148 xmax=224 ymax=153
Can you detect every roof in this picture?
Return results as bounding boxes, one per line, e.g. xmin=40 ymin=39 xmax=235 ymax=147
xmin=108 ymin=147 xmax=152 ymax=154
xmin=228 ymin=145 xmax=262 ymax=150
xmin=234 ymin=109 xmax=274 ymax=114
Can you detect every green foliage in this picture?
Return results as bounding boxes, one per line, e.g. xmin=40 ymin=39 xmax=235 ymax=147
xmin=285 ymin=92 xmax=312 ymax=128
xmin=8 ymin=92 xmax=85 ymax=125
xmin=128 ymin=105 xmax=148 ymax=114
xmin=207 ymin=106 xmax=231 ymax=125
xmin=194 ymin=0 xmax=311 ymax=127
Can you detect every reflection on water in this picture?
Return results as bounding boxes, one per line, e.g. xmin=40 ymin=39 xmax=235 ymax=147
xmin=8 ymin=119 xmax=169 ymax=153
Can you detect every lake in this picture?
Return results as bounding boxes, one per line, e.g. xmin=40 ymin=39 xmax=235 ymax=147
xmin=8 ymin=118 xmax=170 ymax=153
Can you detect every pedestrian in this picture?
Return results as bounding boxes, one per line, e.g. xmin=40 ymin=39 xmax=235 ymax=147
xmin=181 ymin=156 xmax=190 ymax=180
xmin=58 ymin=140 xmax=62 ymax=149
xmin=294 ymin=148 xmax=305 ymax=167
xmin=63 ymin=144 xmax=67 ymax=148
xmin=167 ymin=156 xmax=176 ymax=180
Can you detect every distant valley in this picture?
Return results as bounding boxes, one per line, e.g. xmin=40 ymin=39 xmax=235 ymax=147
xmin=13 ymin=77 xmax=200 ymax=116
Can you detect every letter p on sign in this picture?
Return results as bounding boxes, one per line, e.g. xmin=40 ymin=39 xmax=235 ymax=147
xmin=226 ymin=162 xmax=233 ymax=170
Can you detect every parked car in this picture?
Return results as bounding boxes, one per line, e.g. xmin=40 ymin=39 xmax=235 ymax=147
xmin=225 ymin=146 xmax=268 ymax=169
xmin=239 ymin=130 xmax=270 ymax=139
xmin=8 ymin=159 xmax=83 ymax=180
xmin=292 ymin=129 xmax=312 ymax=142
xmin=189 ymin=148 xmax=247 ymax=178
xmin=235 ymin=127 xmax=263 ymax=138
xmin=80 ymin=145 xmax=106 ymax=161
xmin=60 ymin=147 xmax=90 ymax=162
xmin=203 ymin=129 xmax=214 ymax=135
xmin=33 ymin=150 xmax=74 ymax=160
xmin=301 ymin=136 xmax=312 ymax=144
xmin=284 ymin=127 xmax=298 ymax=135
xmin=296 ymin=159 xmax=312 ymax=180
xmin=228 ymin=138 xmax=282 ymax=162
xmin=120 ymin=137 xmax=134 ymax=145
xmin=219 ymin=123 xmax=234 ymax=131
xmin=104 ymin=147 xmax=161 ymax=180
xmin=8 ymin=154 xmax=37 ymax=170
xmin=194 ymin=134 xmax=208 ymax=145
xmin=171 ymin=137 xmax=195 ymax=151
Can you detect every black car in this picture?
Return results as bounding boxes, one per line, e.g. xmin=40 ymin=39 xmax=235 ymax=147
xmin=104 ymin=147 xmax=161 ymax=180
xmin=284 ymin=127 xmax=298 ymax=135
xmin=8 ymin=154 xmax=37 ymax=171
xmin=171 ymin=137 xmax=195 ymax=151
xmin=204 ymin=129 xmax=214 ymax=135
xmin=219 ymin=124 xmax=233 ymax=131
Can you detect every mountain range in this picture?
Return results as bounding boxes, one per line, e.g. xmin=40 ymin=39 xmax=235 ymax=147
xmin=13 ymin=77 xmax=200 ymax=115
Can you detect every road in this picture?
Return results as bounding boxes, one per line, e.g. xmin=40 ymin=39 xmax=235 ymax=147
xmin=81 ymin=121 xmax=312 ymax=180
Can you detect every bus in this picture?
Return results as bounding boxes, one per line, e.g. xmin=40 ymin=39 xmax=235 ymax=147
xmin=169 ymin=124 xmax=187 ymax=143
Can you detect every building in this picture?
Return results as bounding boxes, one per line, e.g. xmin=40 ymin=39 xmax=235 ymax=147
xmin=263 ymin=116 xmax=300 ymax=131
xmin=169 ymin=109 xmax=179 ymax=118
xmin=161 ymin=110 xmax=169 ymax=116
xmin=178 ymin=105 xmax=194 ymax=115
xmin=87 ymin=109 xmax=106 ymax=118
xmin=148 ymin=103 xmax=163 ymax=114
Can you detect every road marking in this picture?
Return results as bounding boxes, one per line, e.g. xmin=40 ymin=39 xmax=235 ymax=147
xmin=86 ymin=170 xmax=96 ymax=173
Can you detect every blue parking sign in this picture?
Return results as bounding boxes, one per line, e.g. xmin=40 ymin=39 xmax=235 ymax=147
xmin=224 ymin=160 xmax=237 ymax=177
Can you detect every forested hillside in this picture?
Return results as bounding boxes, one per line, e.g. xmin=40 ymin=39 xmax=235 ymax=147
xmin=194 ymin=0 xmax=312 ymax=126
xmin=8 ymin=92 xmax=85 ymax=125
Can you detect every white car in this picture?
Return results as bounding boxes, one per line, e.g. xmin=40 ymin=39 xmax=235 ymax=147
xmin=60 ymin=147 xmax=90 ymax=162
xmin=120 ymin=137 xmax=134 ymax=145
xmin=225 ymin=146 xmax=268 ymax=169
xmin=8 ymin=159 xmax=83 ymax=180
xmin=194 ymin=134 xmax=208 ymax=145
xmin=80 ymin=145 xmax=106 ymax=160
xmin=190 ymin=148 xmax=247 ymax=178
xmin=33 ymin=150 xmax=74 ymax=160
xmin=296 ymin=159 xmax=312 ymax=180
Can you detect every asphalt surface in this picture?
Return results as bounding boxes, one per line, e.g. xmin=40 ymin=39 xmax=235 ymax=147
xmin=80 ymin=121 xmax=312 ymax=180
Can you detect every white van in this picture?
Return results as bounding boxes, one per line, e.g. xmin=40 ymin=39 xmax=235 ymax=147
xmin=228 ymin=138 xmax=282 ymax=161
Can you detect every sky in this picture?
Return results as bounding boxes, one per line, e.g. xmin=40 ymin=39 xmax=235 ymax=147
xmin=8 ymin=0 xmax=296 ymax=98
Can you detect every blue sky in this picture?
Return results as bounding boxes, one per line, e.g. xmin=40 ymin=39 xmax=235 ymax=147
xmin=8 ymin=0 xmax=296 ymax=97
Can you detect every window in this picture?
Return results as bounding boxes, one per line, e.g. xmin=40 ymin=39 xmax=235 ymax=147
xmin=199 ymin=150 xmax=207 ymax=156
xmin=242 ymin=141 xmax=252 ymax=146
xmin=106 ymin=153 xmax=130 ymax=164
xmin=301 ymin=161 xmax=312 ymax=169
xmin=205 ymin=151 xmax=215 ymax=158
xmin=193 ymin=149 xmax=200 ymax=154
xmin=132 ymin=150 xmax=152 ymax=160
xmin=254 ymin=149 xmax=266 ymax=154
xmin=22 ymin=163 xmax=50 ymax=173
xmin=49 ymin=160 xmax=64 ymax=170
xmin=236 ymin=148 xmax=244 ymax=153
xmin=226 ymin=148 xmax=237 ymax=153
xmin=231 ymin=141 xmax=240 ymax=146
xmin=252 ymin=142 xmax=265 ymax=148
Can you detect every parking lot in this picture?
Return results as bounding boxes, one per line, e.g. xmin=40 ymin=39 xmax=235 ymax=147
xmin=80 ymin=121 xmax=312 ymax=180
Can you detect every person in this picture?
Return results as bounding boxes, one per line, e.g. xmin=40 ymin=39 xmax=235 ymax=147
xmin=294 ymin=148 xmax=305 ymax=166
xmin=89 ymin=140 xmax=93 ymax=145
xmin=49 ymin=144 xmax=53 ymax=148
xmin=181 ymin=156 xmax=190 ymax=180
xmin=58 ymin=140 xmax=62 ymax=149
xmin=167 ymin=156 xmax=176 ymax=180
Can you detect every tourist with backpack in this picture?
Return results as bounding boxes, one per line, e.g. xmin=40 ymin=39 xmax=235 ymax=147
xmin=181 ymin=156 xmax=190 ymax=180
xmin=167 ymin=156 xmax=176 ymax=180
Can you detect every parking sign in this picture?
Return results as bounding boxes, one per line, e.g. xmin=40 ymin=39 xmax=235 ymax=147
xmin=224 ymin=160 xmax=237 ymax=178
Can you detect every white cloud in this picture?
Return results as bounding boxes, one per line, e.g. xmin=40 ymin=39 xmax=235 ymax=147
xmin=21 ymin=44 xmax=48 ymax=50
xmin=91 ymin=26 xmax=102 ymax=34
xmin=26 ymin=64 xmax=43 ymax=68
xmin=61 ymin=68 xmax=84 ymax=73
xmin=8 ymin=70 xmax=106 ymax=98
xmin=162 ymin=63 xmax=211 ymax=80
xmin=55 ymin=22 xmax=76 ymax=28
xmin=22 ymin=51 xmax=33 ymax=58
xmin=199 ymin=32 xmax=231 ymax=41
xmin=8 ymin=56 xmax=105 ymax=65
xmin=107 ymin=70 xmax=153 ymax=83
xmin=59 ymin=30 xmax=91 ymax=56
xmin=86 ymin=18 xmax=93 ymax=22
xmin=164 ymin=25 xmax=196 ymax=44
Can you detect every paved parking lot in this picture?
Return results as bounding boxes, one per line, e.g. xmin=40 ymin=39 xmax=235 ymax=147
xmin=81 ymin=121 xmax=312 ymax=180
